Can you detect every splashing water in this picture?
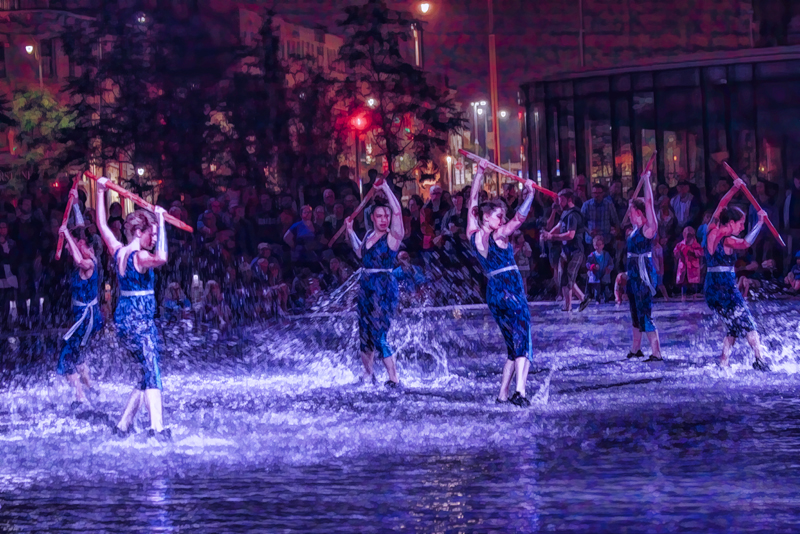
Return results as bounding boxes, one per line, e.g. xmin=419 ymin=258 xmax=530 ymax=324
xmin=1 ymin=299 xmax=800 ymax=532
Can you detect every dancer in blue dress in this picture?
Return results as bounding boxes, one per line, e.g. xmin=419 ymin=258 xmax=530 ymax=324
xmin=345 ymin=179 xmax=404 ymax=386
xmin=704 ymin=178 xmax=769 ymax=370
xmin=624 ymin=169 xmax=664 ymax=361
xmin=57 ymin=207 xmax=104 ymax=407
xmin=95 ymin=177 xmax=171 ymax=439
xmin=467 ymin=160 xmax=535 ymax=407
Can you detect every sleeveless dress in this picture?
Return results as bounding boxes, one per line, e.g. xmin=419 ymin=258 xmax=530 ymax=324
xmin=114 ymin=249 xmax=162 ymax=390
xmin=358 ymin=233 xmax=399 ymax=359
xmin=703 ymin=237 xmax=757 ymax=338
xmin=626 ymin=227 xmax=657 ymax=332
xmin=471 ymin=233 xmax=532 ymax=361
xmin=57 ymin=261 xmax=103 ymax=375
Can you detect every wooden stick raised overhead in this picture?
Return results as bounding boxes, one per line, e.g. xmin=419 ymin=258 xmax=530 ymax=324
xmin=84 ymin=171 xmax=194 ymax=233
xmin=458 ymin=149 xmax=558 ymax=199
xmin=721 ymin=162 xmax=786 ymax=248
xmin=55 ymin=176 xmax=81 ymax=261
xmin=621 ymin=151 xmax=657 ymax=227
xmin=327 ymin=178 xmax=384 ymax=247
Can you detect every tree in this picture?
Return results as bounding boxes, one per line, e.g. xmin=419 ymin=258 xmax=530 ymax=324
xmin=9 ymin=89 xmax=76 ymax=180
xmin=337 ymin=0 xmax=466 ymax=183
xmin=61 ymin=4 xmax=234 ymax=196
xmin=204 ymin=11 xmax=291 ymax=192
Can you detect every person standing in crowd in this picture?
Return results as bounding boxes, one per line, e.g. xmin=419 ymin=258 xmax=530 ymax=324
xmin=783 ymin=168 xmax=800 ymax=266
xmin=673 ymin=226 xmax=704 ymax=301
xmin=0 ymin=220 xmax=18 ymax=333
xmin=283 ymin=205 xmax=319 ymax=268
xmin=785 ymin=251 xmax=800 ymax=292
xmin=334 ymin=165 xmax=360 ymax=200
xmin=586 ymin=235 xmax=613 ymax=303
xmin=609 ymin=180 xmax=628 ymax=222
xmin=543 ymin=189 xmax=589 ymax=312
xmin=624 ymin=171 xmax=664 ymax=361
xmin=423 ymin=185 xmax=451 ymax=233
xmin=704 ymin=178 xmax=770 ymax=371
xmin=96 ymin=177 xmax=171 ymax=440
xmin=670 ymin=178 xmax=701 ymax=232
xmin=345 ymin=179 xmax=404 ymax=387
xmin=582 ymin=183 xmax=620 ymax=249
xmin=467 ymin=160 xmax=536 ymax=407
xmin=57 ymin=214 xmax=103 ymax=407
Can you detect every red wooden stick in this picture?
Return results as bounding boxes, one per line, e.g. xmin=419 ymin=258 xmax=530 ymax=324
xmin=721 ymin=162 xmax=786 ymax=248
xmin=84 ymin=171 xmax=194 ymax=233
xmin=458 ymin=149 xmax=558 ymax=199
xmin=621 ymin=151 xmax=658 ymax=227
xmin=55 ymin=177 xmax=81 ymax=261
xmin=328 ymin=179 xmax=383 ymax=247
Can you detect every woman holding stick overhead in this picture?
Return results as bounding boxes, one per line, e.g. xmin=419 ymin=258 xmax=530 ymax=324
xmin=467 ymin=159 xmax=536 ymax=407
xmin=57 ymin=190 xmax=103 ymax=407
xmin=95 ymin=177 xmax=171 ymax=440
xmin=703 ymin=178 xmax=770 ymax=371
xmin=625 ymin=169 xmax=664 ymax=362
xmin=345 ymin=179 xmax=404 ymax=387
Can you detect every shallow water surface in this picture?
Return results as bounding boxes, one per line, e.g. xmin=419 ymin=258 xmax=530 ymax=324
xmin=1 ymin=301 xmax=800 ymax=532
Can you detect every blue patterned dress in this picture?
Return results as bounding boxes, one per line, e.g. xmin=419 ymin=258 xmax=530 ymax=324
xmin=626 ymin=227 xmax=657 ymax=332
xmin=57 ymin=261 xmax=103 ymax=375
xmin=471 ymin=233 xmax=532 ymax=361
xmin=114 ymin=249 xmax=162 ymax=390
xmin=358 ymin=233 xmax=399 ymax=359
xmin=703 ymin=237 xmax=757 ymax=338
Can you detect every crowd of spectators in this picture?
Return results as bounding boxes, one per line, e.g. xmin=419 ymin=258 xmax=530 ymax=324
xmin=0 ymin=164 xmax=799 ymax=336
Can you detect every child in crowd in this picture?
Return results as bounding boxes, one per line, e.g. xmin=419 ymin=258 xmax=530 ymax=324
xmin=614 ymin=272 xmax=628 ymax=305
xmin=652 ymin=236 xmax=670 ymax=300
xmin=586 ymin=235 xmax=613 ymax=303
xmin=393 ymin=251 xmax=426 ymax=306
xmin=785 ymin=251 xmax=800 ymax=292
xmin=512 ymin=231 xmax=533 ymax=295
xmin=162 ymin=282 xmax=191 ymax=322
xmin=673 ymin=226 xmax=704 ymax=301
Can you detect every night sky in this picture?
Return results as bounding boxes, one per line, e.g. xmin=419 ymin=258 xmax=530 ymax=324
xmin=271 ymin=0 xmax=558 ymax=111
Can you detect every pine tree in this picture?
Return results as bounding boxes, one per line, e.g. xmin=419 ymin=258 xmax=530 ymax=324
xmin=337 ymin=0 xmax=466 ymax=183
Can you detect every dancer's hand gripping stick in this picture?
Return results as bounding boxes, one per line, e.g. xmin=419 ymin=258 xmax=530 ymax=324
xmin=721 ymin=162 xmax=785 ymax=248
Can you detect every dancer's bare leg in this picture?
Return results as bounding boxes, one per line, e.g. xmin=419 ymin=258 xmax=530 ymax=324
xmin=77 ymin=363 xmax=92 ymax=390
xmin=360 ymin=350 xmax=375 ymax=380
xmin=645 ymin=330 xmax=662 ymax=359
xmin=514 ymin=357 xmax=530 ymax=397
xmin=562 ymin=286 xmax=572 ymax=311
xmin=720 ymin=336 xmax=735 ymax=366
xmin=116 ymin=389 xmax=144 ymax=432
xmin=746 ymin=331 xmax=765 ymax=364
xmin=498 ymin=360 xmax=515 ymax=401
xmin=572 ymin=284 xmax=585 ymax=302
xmin=144 ymin=389 xmax=164 ymax=432
xmin=66 ymin=373 xmax=86 ymax=403
xmin=631 ymin=328 xmax=643 ymax=353
xmin=382 ymin=356 xmax=399 ymax=384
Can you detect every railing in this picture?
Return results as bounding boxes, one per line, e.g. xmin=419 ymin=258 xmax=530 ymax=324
xmin=0 ymin=0 xmax=50 ymax=10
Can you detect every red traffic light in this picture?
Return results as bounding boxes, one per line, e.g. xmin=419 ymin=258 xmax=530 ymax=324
xmin=350 ymin=114 xmax=369 ymax=131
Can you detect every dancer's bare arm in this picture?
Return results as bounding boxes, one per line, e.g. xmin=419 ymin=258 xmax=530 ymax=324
xmin=497 ymin=180 xmax=535 ymax=239
xmin=59 ymin=225 xmax=93 ymax=273
xmin=466 ymin=160 xmax=489 ymax=238
xmin=345 ymin=218 xmax=363 ymax=259
xmin=95 ymin=177 xmax=122 ymax=254
xmin=641 ymin=171 xmax=658 ymax=240
xmin=381 ymin=180 xmax=404 ymax=251
xmin=135 ymin=207 xmax=168 ymax=271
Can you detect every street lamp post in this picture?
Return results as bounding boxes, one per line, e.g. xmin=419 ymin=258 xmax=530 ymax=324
xmin=25 ymin=40 xmax=43 ymax=89
xmin=351 ymin=114 xmax=369 ymax=197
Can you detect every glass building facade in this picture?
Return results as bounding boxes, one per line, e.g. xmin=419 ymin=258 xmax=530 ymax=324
xmin=520 ymin=48 xmax=800 ymax=197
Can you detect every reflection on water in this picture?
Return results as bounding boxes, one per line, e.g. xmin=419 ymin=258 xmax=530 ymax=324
xmin=1 ymin=301 xmax=800 ymax=532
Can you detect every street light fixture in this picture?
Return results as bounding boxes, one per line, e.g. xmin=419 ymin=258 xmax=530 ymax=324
xmin=367 ymin=97 xmax=377 ymax=108
xmin=418 ymin=2 xmax=431 ymax=14
xmin=500 ymin=110 xmax=508 ymax=118
xmin=137 ymin=167 xmax=145 ymax=176
xmin=480 ymin=100 xmax=487 ymax=106
xmin=477 ymin=108 xmax=484 ymax=115
xmin=23 ymin=41 xmax=42 ymax=89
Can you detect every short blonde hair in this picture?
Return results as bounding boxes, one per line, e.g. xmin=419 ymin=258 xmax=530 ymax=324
xmin=124 ymin=210 xmax=155 ymax=241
